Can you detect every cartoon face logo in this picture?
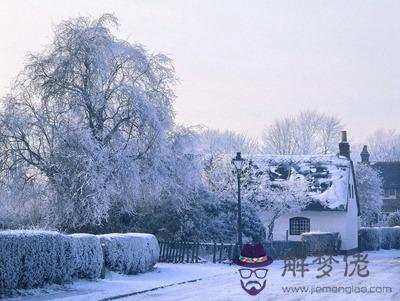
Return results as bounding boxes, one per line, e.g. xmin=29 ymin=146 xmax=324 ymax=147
xmin=234 ymin=243 xmax=273 ymax=296
xmin=239 ymin=268 xmax=268 ymax=295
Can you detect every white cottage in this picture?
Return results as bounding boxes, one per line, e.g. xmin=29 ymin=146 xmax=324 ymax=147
xmin=255 ymin=131 xmax=360 ymax=253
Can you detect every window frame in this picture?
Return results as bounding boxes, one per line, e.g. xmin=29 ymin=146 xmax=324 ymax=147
xmin=289 ymin=217 xmax=310 ymax=236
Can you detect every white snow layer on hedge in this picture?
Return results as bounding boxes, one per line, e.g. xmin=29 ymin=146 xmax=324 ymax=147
xmin=0 ymin=230 xmax=74 ymax=295
xmin=98 ymin=233 xmax=159 ymax=274
xmin=69 ymin=234 xmax=103 ymax=279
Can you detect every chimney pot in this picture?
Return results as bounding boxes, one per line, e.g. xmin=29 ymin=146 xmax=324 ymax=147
xmin=340 ymin=131 xmax=347 ymax=142
xmin=360 ymin=145 xmax=370 ymax=164
xmin=339 ymin=131 xmax=350 ymax=159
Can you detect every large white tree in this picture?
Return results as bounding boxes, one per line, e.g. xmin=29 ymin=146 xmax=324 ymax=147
xmin=0 ymin=14 xmax=189 ymax=231
xmin=261 ymin=111 xmax=342 ymax=155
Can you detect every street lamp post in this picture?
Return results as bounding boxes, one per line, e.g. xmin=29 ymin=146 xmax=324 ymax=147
xmin=232 ymin=152 xmax=245 ymax=249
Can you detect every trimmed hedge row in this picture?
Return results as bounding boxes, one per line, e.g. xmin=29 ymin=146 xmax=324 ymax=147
xmin=69 ymin=233 xmax=103 ymax=279
xmin=301 ymin=232 xmax=340 ymax=255
xmin=263 ymin=240 xmax=307 ymax=259
xmin=0 ymin=231 xmax=73 ymax=295
xmin=99 ymin=233 xmax=159 ymax=274
xmin=0 ymin=231 xmax=159 ymax=296
xmin=358 ymin=227 xmax=400 ymax=251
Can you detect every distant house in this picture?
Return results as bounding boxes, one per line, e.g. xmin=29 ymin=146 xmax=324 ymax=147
xmin=253 ymin=131 xmax=360 ymax=253
xmin=360 ymin=146 xmax=400 ymax=213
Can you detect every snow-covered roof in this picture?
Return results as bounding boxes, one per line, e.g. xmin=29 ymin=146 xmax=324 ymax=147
xmin=250 ymin=154 xmax=351 ymax=211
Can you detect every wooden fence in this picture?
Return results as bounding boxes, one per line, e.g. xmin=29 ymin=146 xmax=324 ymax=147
xmin=159 ymin=241 xmax=237 ymax=264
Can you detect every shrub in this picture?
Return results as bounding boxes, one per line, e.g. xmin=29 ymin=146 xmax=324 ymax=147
xmin=69 ymin=234 xmax=103 ymax=279
xmin=379 ymin=227 xmax=394 ymax=249
xmin=99 ymin=233 xmax=159 ymax=274
xmin=263 ymin=240 xmax=307 ymax=259
xmin=301 ymin=232 xmax=340 ymax=255
xmin=358 ymin=227 xmax=381 ymax=251
xmin=0 ymin=230 xmax=74 ymax=296
xmin=391 ymin=227 xmax=400 ymax=249
xmin=387 ymin=211 xmax=400 ymax=227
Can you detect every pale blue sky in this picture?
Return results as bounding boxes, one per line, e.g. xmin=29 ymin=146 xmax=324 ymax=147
xmin=0 ymin=0 xmax=399 ymax=143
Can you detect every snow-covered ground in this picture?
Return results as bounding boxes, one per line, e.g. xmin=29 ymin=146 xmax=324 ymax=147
xmin=5 ymin=250 xmax=400 ymax=301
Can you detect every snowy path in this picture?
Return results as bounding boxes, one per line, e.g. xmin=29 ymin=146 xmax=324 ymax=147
xmin=6 ymin=250 xmax=400 ymax=301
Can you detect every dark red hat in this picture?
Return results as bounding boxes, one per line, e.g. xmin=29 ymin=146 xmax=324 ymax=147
xmin=234 ymin=243 xmax=273 ymax=267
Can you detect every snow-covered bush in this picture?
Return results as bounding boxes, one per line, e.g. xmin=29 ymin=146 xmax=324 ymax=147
xmin=0 ymin=230 xmax=74 ymax=296
xmin=358 ymin=227 xmax=381 ymax=251
xmin=263 ymin=241 xmax=307 ymax=259
xmin=391 ymin=227 xmax=400 ymax=249
xmin=387 ymin=211 xmax=400 ymax=227
xmin=99 ymin=233 xmax=159 ymax=274
xmin=359 ymin=227 xmax=400 ymax=251
xmin=301 ymin=232 xmax=340 ymax=255
xmin=69 ymin=234 xmax=103 ymax=279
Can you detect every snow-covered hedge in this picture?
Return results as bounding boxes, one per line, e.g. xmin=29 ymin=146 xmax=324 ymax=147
xmin=301 ymin=232 xmax=340 ymax=255
xmin=358 ymin=227 xmax=400 ymax=251
xmin=263 ymin=240 xmax=307 ymax=259
xmin=69 ymin=234 xmax=103 ymax=279
xmin=358 ymin=227 xmax=381 ymax=251
xmin=0 ymin=230 xmax=74 ymax=296
xmin=98 ymin=233 xmax=159 ymax=274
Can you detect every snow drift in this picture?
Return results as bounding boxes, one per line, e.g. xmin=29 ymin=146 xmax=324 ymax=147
xmin=99 ymin=233 xmax=159 ymax=274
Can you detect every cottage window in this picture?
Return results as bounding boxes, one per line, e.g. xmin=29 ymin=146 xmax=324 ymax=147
xmin=389 ymin=189 xmax=396 ymax=196
xmin=289 ymin=217 xmax=310 ymax=235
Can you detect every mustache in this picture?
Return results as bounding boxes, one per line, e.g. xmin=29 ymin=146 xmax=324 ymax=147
xmin=245 ymin=280 xmax=262 ymax=288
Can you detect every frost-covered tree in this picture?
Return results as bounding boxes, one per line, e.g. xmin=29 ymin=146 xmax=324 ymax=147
xmin=254 ymin=176 xmax=309 ymax=240
xmin=202 ymin=156 xmax=308 ymax=241
xmin=195 ymin=128 xmax=259 ymax=156
xmin=261 ymin=111 xmax=341 ymax=155
xmin=355 ymin=163 xmax=383 ymax=226
xmin=367 ymin=129 xmax=400 ymax=161
xmin=0 ymin=14 xmax=178 ymax=231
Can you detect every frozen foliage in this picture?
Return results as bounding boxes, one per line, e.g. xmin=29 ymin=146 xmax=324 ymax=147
xmin=99 ymin=233 xmax=159 ymax=274
xmin=358 ymin=227 xmax=400 ymax=251
xmin=261 ymin=111 xmax=342 ymax=155
xmin=367 ymin=129 xmax=400 ymax=161
xmin=387 ymin=210 xmax=400 ymax=227
xmin=301 ymin=232 xmax=340 ymax=255
xmin=0 ymin=230 xmax=74 ymax=296
xmin=69 ymin=234 xmax=104 ymax=279
xmin=0 ymin=14 xmax=180 ymax=231
xmin=195 ymin=128 xmax=259 ymax=155
xmin=355 ymin=163 xmax=383 ymax=226
xmin=202 ymin=154 xmax=310 ymax=241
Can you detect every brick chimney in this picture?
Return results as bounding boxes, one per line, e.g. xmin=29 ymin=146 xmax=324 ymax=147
xmin=360 ymin=145 xmax=370 ymax=164
xmin=338 ymin=131 xmax=350 ymax=159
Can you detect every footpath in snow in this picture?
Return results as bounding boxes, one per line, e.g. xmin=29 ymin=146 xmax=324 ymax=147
xmin=5 ymin=250 xmax=400 ymax=301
